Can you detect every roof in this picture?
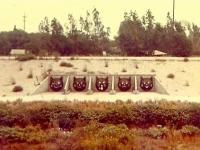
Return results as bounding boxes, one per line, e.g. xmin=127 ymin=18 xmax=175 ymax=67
xmin=10 ymin=49 xmax=26 ymax=55
xmin=154 ymin=50 xmax=167 ymax=56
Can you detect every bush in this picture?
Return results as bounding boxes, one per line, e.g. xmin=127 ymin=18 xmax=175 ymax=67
xmin=167 ymin=73 xmax=175 ymax=79
xmin=0 ymin=126 xmax=48 ymax=143
xmin=12 ymin=86 xmax=23 ymax=92
xmin=83 ymin=65 xmax=88 ymax=72
xmin=104 ymin=61 xmax=109 ymax=67
xmin=183 ymin=57 xmax=189 ymax=62
xmin=135 ymin=64 xmax=139 ymax=69
xmin=59 ymin=62 xmax=73 ymax=67
xmin=16 ymin=54 xmax=35 ymax=61
xmin=122 ymin=68 xmax=127 ymax=72
xmin=144 ymin=126 xmax=169 ymax=139
xmin=27 ymin=69 xmax=33 ymax=79
xmin=10 ymin=77 xmax=16 ymax=85
xmin=180 ymin=125 xmax=200 ymax=136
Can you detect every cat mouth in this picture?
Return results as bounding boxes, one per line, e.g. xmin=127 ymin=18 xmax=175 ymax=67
xmin=99 ymin=85 xmax=104 ymax=91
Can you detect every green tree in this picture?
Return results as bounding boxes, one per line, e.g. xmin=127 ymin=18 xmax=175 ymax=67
xmin=39 ymin=17 xmax=50 ymax=34
xmin=117 ymin=10 xmax=145 ymax=55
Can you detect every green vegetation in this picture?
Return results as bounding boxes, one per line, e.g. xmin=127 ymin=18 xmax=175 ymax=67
xmin=0 ymin=9 xmax=199 ymax=57
xmin=59 ymin=61 xmax=73 ymax=67
xmin=1 ymin=100 xmax=200 ymax=149
xmin=16 ymin=53 xmax=36 ymax=61
xmin=12 ymin=85 xmax=23 ymax=92
xmin=167 ymin=73 xmax=175 ymax=79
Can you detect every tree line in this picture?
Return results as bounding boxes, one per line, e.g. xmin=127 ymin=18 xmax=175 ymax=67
xmin=0 ymin=8 xmax=199 ymax=56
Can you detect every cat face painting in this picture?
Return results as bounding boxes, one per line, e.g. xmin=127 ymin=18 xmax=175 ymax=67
xmin=95 ymin=76 xmax=109 ymax=91
xmin=73 ymin=76 xmax=87 ymax=91
xmin=118 ymin=77 xmax=131 ymax=91
xmin=50 ymin=76 xmax=64 ymax=92
xmin=140 ymin=76 xmax=153 ymax=91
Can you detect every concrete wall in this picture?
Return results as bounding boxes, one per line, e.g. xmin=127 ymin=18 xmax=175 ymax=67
xmin=32 ymin=73 xmax=168 ymax=95
xmin=31 ymin=77 xmax=49 ymax=95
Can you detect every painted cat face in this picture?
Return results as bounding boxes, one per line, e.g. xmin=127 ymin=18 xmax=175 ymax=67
xmin=118 ymin=77 xmax=131 ymax=91
xmin=73 ymin=77 xmax=86 ymax=91
xmin=140 ymin=76 xmax=153 ymax=91
xmin=50 ymin=76 xmax=64 ymax=92
xmin=96 ymin=77 xmax=109 ymax=91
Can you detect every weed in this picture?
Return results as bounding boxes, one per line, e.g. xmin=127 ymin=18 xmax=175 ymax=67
xmin=60 ymin=62 xmax=73 ymax=67
xmin=167 ymin=73 xmax=175 ymax=79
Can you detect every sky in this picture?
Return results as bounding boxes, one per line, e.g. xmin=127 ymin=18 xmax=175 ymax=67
xmin=0 ymin=0 xmax=200 ymax=38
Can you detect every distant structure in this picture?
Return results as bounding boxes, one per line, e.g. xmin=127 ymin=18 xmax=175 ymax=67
xmin=153 ymin=50 xmax=167 ymax=56
xmin=10 ymin=49 xmax=27 ymax=56
xmin=102 ymin=51 xmax=107 ymax=56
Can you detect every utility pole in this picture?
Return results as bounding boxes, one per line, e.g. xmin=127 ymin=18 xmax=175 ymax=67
xmin=23 ymin=13 xmax=26 ymax=31
xmin=173 ymin=0 xmax=175 ymax=29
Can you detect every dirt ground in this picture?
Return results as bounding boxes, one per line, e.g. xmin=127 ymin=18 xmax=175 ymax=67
xmin=0 ymin=57 xmax=200 ymax=101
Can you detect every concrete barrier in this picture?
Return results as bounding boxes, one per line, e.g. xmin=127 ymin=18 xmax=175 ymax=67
xmin=32 ymin=73 xmax=168 ymax=95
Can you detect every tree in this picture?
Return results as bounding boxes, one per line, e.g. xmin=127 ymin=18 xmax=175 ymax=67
xmin=117 ymin=11 xmax=145 ymax=55
xmin=39 ymin=17 xmax=50 ymax=34
xmin=143 ymin=9 xmax=155 ymax=54
xmin=188 ymin=24 xmax=200 ymax=52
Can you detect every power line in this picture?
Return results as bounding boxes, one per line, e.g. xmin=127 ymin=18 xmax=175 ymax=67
xmin=173 ymin=0 xmax=175 ymax=29
xmin=23 ymin=13 xmax=26 ymax=31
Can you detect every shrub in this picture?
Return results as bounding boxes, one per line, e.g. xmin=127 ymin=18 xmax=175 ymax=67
xmin=83 ymin=65 xmax=88 ymax=72
xmin=19 ymin=64 xmax=23 ymax=71
xmin=122 ymin=68 xmax=127 ymax=72
xmin=60 ymin=62 xmax=73 ymax=67
xmin=70 ymin=56 xmax=75 ymax=60
xmin=135 ymin=64 xmax=139 ymax=69
xmin=40 ymin=63 xmax=43 ymax=68
xmin=27 ymin=69 xmax=33 ymax=79
xmin=145 ymin=126 xmax=169 ymax=139
xmin=155 ymin=59 xmax=166 ymax=62
xmin=10 ymin=77 xmax=16 ymax=85
xmin=53 ymin=52 xmax=60 ymax=62
xmin=66 ymin=123 xmax=136 ymax=149
xmin=104 ymin=61 xmax=109 ymax=67
xmin=184 ymin=81 xmax=190 ymax=87
xmin=180 ymin=125 xmax=200 ymax=136
xmin=12 ymin=86 xmax=23 ymax=92
xmin=183 ymin=57 xmax=189 ymax=62
xmin=16 ymin=54 xmax=35 ymax=61
xmin=167 ymin=73 xmax=175 ymax=79
xmin=0 ymin=126 xmax=48 ymax=143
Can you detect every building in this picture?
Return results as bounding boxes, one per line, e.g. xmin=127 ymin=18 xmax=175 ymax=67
xmin=10 ymin=49 xmax=27 ymax=56
xmin=153 ymin=50 xmax=167 ymax=56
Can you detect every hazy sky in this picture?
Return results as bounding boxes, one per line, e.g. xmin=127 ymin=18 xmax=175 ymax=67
xmin=0 ymin=0 xmax=200 ymax=38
